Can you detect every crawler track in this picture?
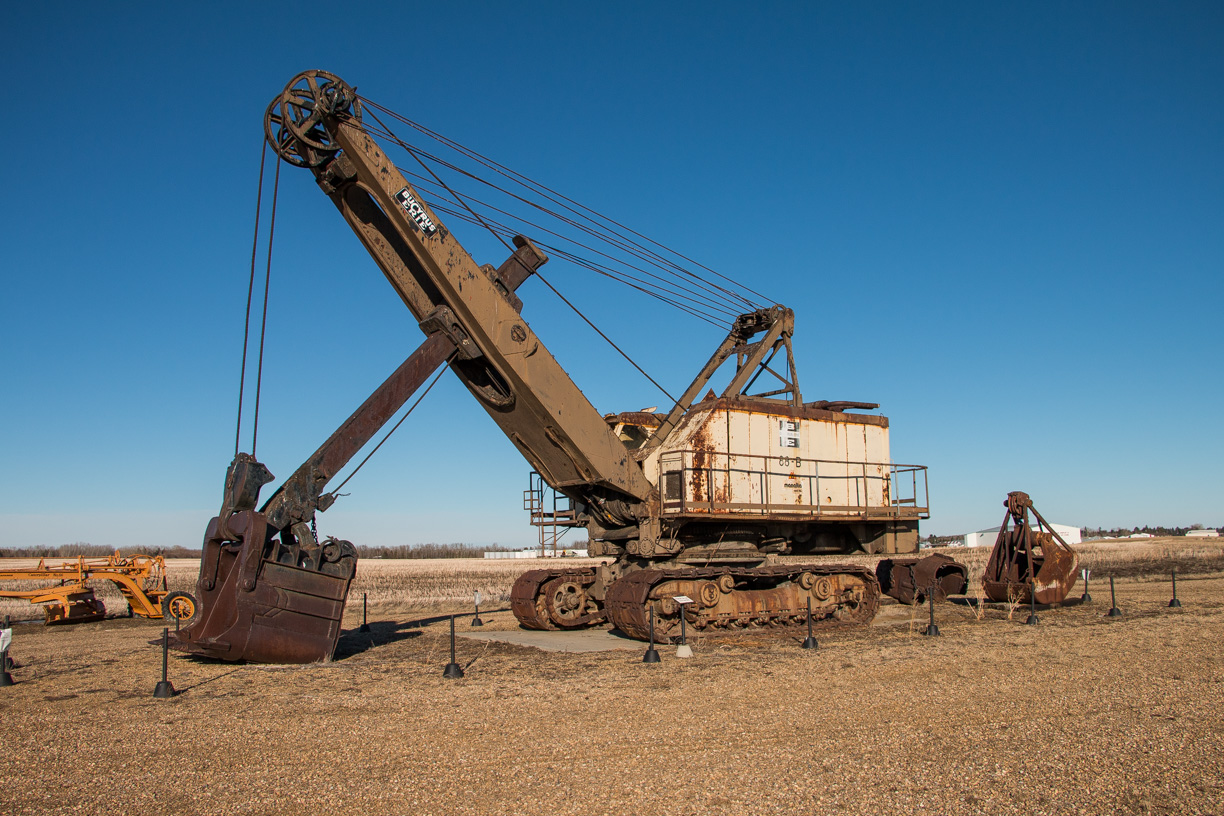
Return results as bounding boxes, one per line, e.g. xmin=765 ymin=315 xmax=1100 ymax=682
xmin=510 ymin=568 xmax=604 ymax=630
xmin=605 ymin=564 xmax=880 ymax=641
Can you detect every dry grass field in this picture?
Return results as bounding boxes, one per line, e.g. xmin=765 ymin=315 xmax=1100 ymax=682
xmin=2 ymin=538 xmax=1223 ymax=815
xmin=3 ymin=538 xmax=1216 ymax=624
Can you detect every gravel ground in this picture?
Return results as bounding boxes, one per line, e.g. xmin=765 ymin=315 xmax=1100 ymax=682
xmin=1 ymin=574 xmax=1222 ymax=815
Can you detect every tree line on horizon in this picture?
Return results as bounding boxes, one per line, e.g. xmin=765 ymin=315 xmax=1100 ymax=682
xmin=7 ymin=528 xmax=1220 ymax=560
xmin=1080 ymin=524 xmax=1221 ymax=539
xmin=0 ymin=542 xmax=205 ymax=559
xmin=0 ymin=541 xmax=520 ymax=559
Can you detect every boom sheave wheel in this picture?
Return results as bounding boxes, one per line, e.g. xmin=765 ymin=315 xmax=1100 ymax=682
xmin=264 ymin=70 xmax=361 ymax=167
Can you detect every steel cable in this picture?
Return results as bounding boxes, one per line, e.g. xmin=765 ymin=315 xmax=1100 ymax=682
xmin=396 ymin=167 xmax=741 ymax=320
xmin=531 ymin=270 xmax=678 ymax=406
xmin=425 ymin=199 xmax=731 ymax=326
xmin=360 ymin=100 xmax=771 ymax=310
xmin=235 ymin=141 xmax=268 ymax=458
xmin=361 ymin=119 xmax=754 ymax=316
xmin=364 ymin=107 xmax=513 ymax=254
xmin=250 ymin=156 xmax=281 ymax=456
xmin=424 ymin=199 xmax=725 ymax=327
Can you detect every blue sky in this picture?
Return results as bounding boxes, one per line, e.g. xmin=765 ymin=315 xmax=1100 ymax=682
xmin=2 ymin=1 xmax=1221 ymax=550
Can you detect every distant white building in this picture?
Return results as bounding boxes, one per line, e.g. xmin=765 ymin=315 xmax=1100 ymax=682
xmin=1186 ymin=529 xmax=1220 ymax=538
xmin=484 ymin=548 xmax=589 ymax=559
xmin=962 ymin=523 xmax=1081 ymax=548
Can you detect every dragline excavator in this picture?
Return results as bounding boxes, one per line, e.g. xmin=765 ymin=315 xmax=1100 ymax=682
xmin=174 ymin=70 xmax=929 ymax=663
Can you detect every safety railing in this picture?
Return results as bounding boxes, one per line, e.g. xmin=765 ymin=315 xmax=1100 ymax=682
xmin=657 ymin=450 xmax=928 ymax=520
xmin=523 ymin=472 xmax=583 ymax=556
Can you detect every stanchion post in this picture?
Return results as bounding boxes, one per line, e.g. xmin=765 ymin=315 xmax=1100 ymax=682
xmin=674 ymin=596 xmax=693 ymax=658
xmin=471 ymin=590 xmax=484 ymax=627
xmin=0 ymin=614 xmax=14 ymax=687
xmin=443 ymin=614 xmax=464 ymax=678
xmin=1169 ymin=570 xmax=1182 ymax=608
xmin=923 ymin=584 xmax=942 ymax=636
xmin=359 ymin=592 xmax=370 ymax=633
xmin=1080 ymin=568 xmax=1092 ymax=603
xmin=642 ymin=607 xmax=661 ymax=664
xmin=802 ymin=598 xmax=818 ymax=649
xmin=2 ymin=614 xmax=11 ymax=672
xmin=153 ymin=628 xmax=175 ymax=698
xmin=1024 ymin=582 xmax=1039 ymax=626
xmin=1107 ymin=576 xmax=1122 ymax=618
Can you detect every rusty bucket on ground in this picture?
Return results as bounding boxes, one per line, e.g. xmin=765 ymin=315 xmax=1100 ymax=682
xmin=876 ymin=554 xmax=968 ymax=605
xmin=171 ymin=518 xmax=356 ymax=664
xmin=982 ymin=491 xmax=1078 ymax=605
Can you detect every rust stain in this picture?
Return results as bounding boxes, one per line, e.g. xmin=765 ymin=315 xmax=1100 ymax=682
xmin=690 ymin=422 xmax=712 ymax=506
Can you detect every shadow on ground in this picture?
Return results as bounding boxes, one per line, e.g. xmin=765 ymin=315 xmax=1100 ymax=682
xmin=334 ymin=620 xmax=424 ymax=659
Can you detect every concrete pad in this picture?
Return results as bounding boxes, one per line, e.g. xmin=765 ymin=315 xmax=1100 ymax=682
xmin=459 ymin=627 xmax=643 ymax=652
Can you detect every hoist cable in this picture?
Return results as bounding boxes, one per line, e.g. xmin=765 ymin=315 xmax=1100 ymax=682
xmin=421 ymin=194 xmax=739 ymax=322
xmin=396 ymin=166 xmax=742 ymax=320
xmin=365 ymin=107 xmax=513 ymax=254
xmin=537 ymin=245 xmax=729 ymax=328
xmin=425 ymin=200 xmax=726 ymax=328
xmin=362 ymin=119 xmax=753 ymax=314
xmin=359 ymin=102 xmax=767 ymax=308
xmin=395 ymin=162 xmax=742 ymax=317
xmin=250 ymin=156 xmax=281 ymax=456
xmin=360 ymin=117 xmax=757 ymax=313
xmin=235 ymin=140 xmax=268 ymax=458
xmin=425 ymin=202 xmax=722 ymax=326
xmin=360 ymin=100 xmax=771 ymax=309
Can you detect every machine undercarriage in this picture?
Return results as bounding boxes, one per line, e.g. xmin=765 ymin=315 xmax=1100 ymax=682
xmin=511 ymin=558 xmax=880 ymax=640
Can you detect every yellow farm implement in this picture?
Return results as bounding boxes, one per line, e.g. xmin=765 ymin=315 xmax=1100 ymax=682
xmin=0 ymin=552 xmax=197 ymax=624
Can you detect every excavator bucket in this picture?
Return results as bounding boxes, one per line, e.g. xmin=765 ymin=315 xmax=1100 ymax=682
xmin=876 ymin=554 xmax=968 ymax=604
xmin=982 ymin=491 xmax=1078 ymax=604
xmin=172 ymin=513 xmax=357 ymax=663
xmin=171 ymin=456 xmax=358 ymax=663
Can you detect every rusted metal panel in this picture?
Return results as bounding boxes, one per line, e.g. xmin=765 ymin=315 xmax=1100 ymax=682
xmin=649 ymin=398 xmax=925 ymax=522
xmin=876 ymin=554 xmax=968 ymax=604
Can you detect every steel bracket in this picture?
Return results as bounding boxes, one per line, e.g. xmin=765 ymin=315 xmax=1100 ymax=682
xmin=419 ymin=306 xmax=481 ymax=360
